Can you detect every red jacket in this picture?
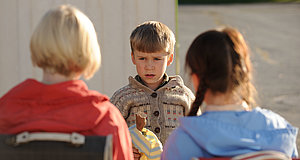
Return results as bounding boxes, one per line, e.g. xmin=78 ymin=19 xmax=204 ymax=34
xmin=0 ymin=79 xmax=133 ymax=160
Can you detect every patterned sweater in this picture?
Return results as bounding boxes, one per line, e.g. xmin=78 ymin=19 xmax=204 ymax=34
xmin=110 ymin=75 xmax=195 ymax=144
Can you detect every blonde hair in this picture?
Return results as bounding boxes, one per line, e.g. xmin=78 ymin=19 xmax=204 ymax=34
xmin=30 ymin=5 xmax=101 ymax=79
xmin=130 ymin=21 xmax=175 ymax=54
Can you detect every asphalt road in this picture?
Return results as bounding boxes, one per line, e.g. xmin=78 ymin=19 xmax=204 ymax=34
xmin=178 ymin=3 xmax=300 ymax=154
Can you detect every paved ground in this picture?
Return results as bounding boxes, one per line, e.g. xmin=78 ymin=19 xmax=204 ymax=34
xmin=178 ymin=3 xmax=300 ymax=154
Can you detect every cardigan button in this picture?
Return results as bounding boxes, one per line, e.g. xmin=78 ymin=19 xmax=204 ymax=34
xmin=153 ymin=111 xmax=159 ymax=117
xmin=154 ymin=127 xmax=160 ymax=133
xmin=151 ymin=92 xmax=157 ymax=98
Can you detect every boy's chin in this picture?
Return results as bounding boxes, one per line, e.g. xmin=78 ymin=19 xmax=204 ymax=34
xmin=143 ymin=75 xmax=164 ymax=82
xmin=142 ymin=78 xmax=158 ymax=84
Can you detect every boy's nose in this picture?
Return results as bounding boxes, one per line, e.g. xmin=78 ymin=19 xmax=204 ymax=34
xmin=145 ymin=61 xmax=154 ymax=69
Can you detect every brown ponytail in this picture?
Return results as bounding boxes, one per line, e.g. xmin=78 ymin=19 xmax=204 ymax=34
xmin=188 ymin=81 xmax=207 ymax=116
xmin=185 ymin=27 xmax=256 ymax=115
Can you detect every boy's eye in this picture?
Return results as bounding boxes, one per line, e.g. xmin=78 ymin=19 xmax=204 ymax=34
xmin=154 ymin=58 xmax=161 ymax=60
xmin=138 ymin=57 xmax=145 ymax=60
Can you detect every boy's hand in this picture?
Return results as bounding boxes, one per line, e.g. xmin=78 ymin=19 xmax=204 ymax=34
xmin=133 ymin=147 xmax=141 ymax=160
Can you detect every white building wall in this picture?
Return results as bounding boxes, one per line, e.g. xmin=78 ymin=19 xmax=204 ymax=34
xmin=0 ymin=0 xmax=176 ymax=97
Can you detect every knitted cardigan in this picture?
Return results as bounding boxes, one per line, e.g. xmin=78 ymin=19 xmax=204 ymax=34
xmin=110 ymin=75 xmax=195 ymax=144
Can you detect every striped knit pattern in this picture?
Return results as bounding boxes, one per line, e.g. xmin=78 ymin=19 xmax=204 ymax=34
xmin=110 ymin=75 xmax=195 ymax=144
xmin=129 ymin=125 xmax=163 ymax=160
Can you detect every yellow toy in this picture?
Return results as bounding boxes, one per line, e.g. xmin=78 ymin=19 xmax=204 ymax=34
xmin=129 ymin=111 xmax=163 ymax=160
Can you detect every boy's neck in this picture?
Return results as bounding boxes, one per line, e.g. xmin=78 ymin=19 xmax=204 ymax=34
xmin=135 ymin=74 xmax=169 ymax=91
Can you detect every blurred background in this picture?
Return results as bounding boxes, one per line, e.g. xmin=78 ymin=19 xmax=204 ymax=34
xmin=0 ymin=0 xmax=299 ymax=154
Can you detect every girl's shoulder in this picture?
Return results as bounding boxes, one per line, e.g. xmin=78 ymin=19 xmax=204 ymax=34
xmin=250 ymin=107 xmax=293 ymax=128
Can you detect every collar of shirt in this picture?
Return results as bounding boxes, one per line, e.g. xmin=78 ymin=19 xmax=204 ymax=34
xmin=135 ymin=73 xmax=170 ymax=91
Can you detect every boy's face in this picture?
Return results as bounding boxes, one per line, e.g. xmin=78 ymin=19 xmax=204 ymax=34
xmin=131 ymin=50 xmax=173 ymax=90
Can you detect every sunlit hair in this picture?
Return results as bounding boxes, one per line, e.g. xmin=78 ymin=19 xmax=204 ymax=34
xmin=30 ymin=5 xmax=101 ymax=79
xmin=185 ymin=27 xmax=256 ymax=116
xmin=130 ymin=21 xmax=175 ymax=54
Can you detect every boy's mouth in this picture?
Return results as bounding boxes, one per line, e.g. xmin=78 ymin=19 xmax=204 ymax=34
xmin=145 ymin=74 xmax=155 ymax=78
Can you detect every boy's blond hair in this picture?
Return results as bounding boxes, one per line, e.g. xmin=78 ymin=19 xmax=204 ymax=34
xmin=130 ymin=21 xmax=175 ymax=55
xmin=30 ymin=5 xmax=101 ymax=79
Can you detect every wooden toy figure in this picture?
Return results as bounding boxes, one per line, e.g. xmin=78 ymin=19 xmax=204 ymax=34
xmin=129 ymin=111 xmax=163 ymax=160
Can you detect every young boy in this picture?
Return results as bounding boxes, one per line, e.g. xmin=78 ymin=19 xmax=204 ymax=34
xmin=110 ymin=21 xmax=195 ymax=145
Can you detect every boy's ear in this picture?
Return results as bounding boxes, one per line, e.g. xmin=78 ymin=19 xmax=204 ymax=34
xmin=131 ymin=52 xmax=136 ymax=65
xmin=167 ymin=54 xmax=174 ymax=66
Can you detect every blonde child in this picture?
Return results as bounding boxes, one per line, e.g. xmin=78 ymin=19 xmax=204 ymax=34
xmin=110 ymin=21 xmax=194 ymax=146
xmin=0 ymin=5 xmax=133 ymax=160
xmin=161 ymin=27 xmax=298 ymax=159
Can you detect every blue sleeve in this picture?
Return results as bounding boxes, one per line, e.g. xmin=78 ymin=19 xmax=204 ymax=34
xmin=292 ymin=143 xmax=298 ymax=158
xmin=161 ymin=127 xmax=205 ymax=160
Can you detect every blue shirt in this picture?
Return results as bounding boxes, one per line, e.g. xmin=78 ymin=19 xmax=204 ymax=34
xmin=161 ymin=107 xmax=298 ymax=159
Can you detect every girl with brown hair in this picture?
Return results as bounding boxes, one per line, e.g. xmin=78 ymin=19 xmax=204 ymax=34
xmin=161 ymin=27 xmax=298 ymax=159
